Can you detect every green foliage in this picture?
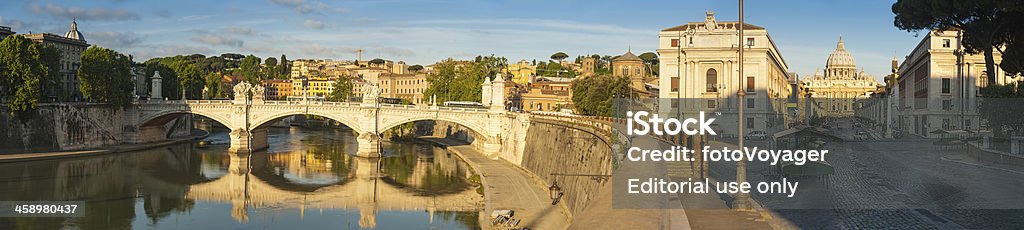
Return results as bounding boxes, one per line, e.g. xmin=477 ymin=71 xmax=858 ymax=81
xmin=143 ymin=63 xmax=180 ymax=99
xmin=892 ymin=0 xmax=1024 ymax=86
xmin=327 ymin=75 xmax=353 ymax=102
xmin=571 ymin=74 xmax=634 ymax=116
xmin=279 ymin=54 xmax=290 ymax=78
xmin=979 ymin=84 xmax=1024 ymax=136
xmin=78 ymin=46 xmax=134 ymax=107
xmin=0 ymin=35 xmax=46 ymax=114
xmin=423 ymin=56 xmax=504 ymax=104
xmin=369 ymin=58 xmax=386 ymax=65
xmin=536 ymin=61 xmax=578 ymax=78
xmin=408 ymin=64 xmax=424 ymax=72
xmin=239 ymin=55 xmax=262 ymax=83
xmin=204 ymin=72 xmax=223 ymax=99
xmin=550 ymin=52 xmax=569 ymax=61
xmin=37 ymin=44 xmax=62 ymax=101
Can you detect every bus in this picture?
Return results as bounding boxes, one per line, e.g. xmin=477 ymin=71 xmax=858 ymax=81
xmin=443 ymin=101 xmax=485 ymax=108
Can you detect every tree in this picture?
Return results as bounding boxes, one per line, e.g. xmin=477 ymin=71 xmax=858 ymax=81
xmin=639 ymin=52 xmax=660 ymax=76
xmin=0 ymin=35 xmax=47 ymax=115
xmin=408 ymin=64 xmax=424 ymax=72
xmin=893 ymin=0 xmax=1024 ymax=87
xmin=175 ymin=63 xmax=201 ymax=99
xmin=78 ymin=46 xmax=134 ymax=107
xmin=423 ymin=57 xmax=492 ymax=104
xmin=279 ymin=54 xmax=290 ymax=78
xmin=204 ymin=72 xmax=223 ymax=99
xmin=327 ymin=75 xmax=353 ymax=102
xmin=239 ymin=55 xmax=262 ymax=83
xmin=571 ymin=74 xmax=633 ymax=116
xmin=265 ymin=57 xmax=279 ymax=79
xmin=143 ymin=63 xmax=179 ymax=100
xmin=550 ymin=52 xmax=569 ymax=61
xmin=37 ymin=44 xmax=62 ymax=101
xmin=369 ymin=58 xmax=387 ymax=66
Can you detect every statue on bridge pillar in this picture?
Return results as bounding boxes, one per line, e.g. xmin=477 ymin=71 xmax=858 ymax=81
xmin=361 ymin=82 xmax=380 ymax=106
xmin=231 ymin=82 xmax=265 ymax=104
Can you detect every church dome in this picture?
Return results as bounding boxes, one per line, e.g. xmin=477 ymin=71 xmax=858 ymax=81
xmin=826 ymin=36 xmax=855 ymax=69
xmin=65 ymin=19 xmax=84 ymax=41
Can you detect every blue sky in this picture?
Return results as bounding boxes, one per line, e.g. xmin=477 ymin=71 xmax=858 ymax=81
xmin=0 ymin=0 xmax=923 ymax=80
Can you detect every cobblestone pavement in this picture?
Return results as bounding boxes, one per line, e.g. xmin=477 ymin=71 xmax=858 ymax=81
xmin=707 ymin=118 xmax=1024 ymax=229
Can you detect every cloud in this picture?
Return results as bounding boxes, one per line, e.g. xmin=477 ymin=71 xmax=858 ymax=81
xmin=132 ymin=44 xmax=214 ymax=61
xmin=0 ymin=16 xmax=33 ymax=31
xmin=154 ymin=9 xmax=172 ymax=18
xmin=269 ymin=0 xmax=348 ymax=15
xmin=191 ymin=34 xmax=244 ymax=47
xmin=304 ymin=19 xmax=325 ymax=29
xmin=299 ymin=44 xmax=358 ymax=58
xmin=373 ymin=47 xmax=415 ymax=57
xmin=29 ymin=3 xmax=141 ymax=21
xmin=409 ymin=18 xmax=649 ymax=35
xmin=87 ymin=31 xmax=143 ymax=48
xmin=226 ymin=26 xmax=257 ymax=36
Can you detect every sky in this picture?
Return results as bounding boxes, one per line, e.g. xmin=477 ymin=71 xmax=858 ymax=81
xmin=0 ymin=0 xmax=925 ymax=81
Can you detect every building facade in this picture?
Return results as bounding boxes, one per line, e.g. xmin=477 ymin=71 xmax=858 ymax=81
xmin=378 ymin=73 xmax=429 ymax=104
xmin=801 ymin=37 xmax=881 ymax=117
xmin=264 ymin=79 xmax=293 ymax=100
xmin=657 ymin=11 xmax=793 ymax=136
xmin=521 ymin=77 xmax=573 ymax=112
xmin=893 ymin=29 xmax=1020 ymax=138
xmin=24 ymin=20 xmax=89 ymax=101
xmin=0 ymin=26 xmax=13 ymax=40
xmin=502 ymin=60 xmax=536 ymax=85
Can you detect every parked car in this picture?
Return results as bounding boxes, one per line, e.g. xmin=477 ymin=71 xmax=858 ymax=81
xmin=745 ymin=131 xmax=768 ymax=140
xmin=855 ymin=131 xmax=869 ymax=140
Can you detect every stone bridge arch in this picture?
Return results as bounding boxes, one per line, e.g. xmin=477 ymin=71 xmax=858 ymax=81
xmin=247 ymin=109 xmax=366 ymax=134
xmin=139 ymin=109 xmax=235 ymax=129
xmin=378 ymin=115 xmax=490 ymax=140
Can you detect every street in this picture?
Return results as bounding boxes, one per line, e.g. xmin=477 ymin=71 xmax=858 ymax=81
xmin=706 ymin=118 xmax=1024 ymax=229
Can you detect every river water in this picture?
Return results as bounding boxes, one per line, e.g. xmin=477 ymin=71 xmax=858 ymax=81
xmin=0 ymin=127 xmax=484 ymax=229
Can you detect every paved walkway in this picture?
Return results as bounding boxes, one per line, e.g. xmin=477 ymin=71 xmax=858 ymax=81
xmin=419 ymin=137 xmax=571 ymax=230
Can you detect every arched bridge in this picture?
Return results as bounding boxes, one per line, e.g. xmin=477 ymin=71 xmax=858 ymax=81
xmin=125 ymin=80 xmax=510 ymax=157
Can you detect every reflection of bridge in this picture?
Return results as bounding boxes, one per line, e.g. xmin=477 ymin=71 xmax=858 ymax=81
xmin=186 ymin=152 xmax=482 ymax=228
xmin=125 ymin=78 xmax=509 ymax=157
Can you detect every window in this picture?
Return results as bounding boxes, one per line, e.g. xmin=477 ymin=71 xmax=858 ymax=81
xmin=747 ymin=98 xmax=755 ymax=108
xmin=942 ymin=118 xmax=951 ymax=130
xmin=966 ymin=119 xmax=973 ymax=130
xmin=942 ymin=39 xmax=951 ymax=48
xmin=941 ymin=78 xmax=951 ymax=94
xmin=980 ymin=71 xmax=989 ymax=88
xmin=746 ymin=118 xmax=754 ymax=129
xmin=706 ymin=69 xmax=718 ymax=92
xmin=671 ymin=39 xmax=679 ymax=47
xmin=671 ymin=77 xmax=679 ymax=92
xmin=746 ymin=37 xmax=755 ymax=47
xmin=746 ymin=77 xmax=755 ymax=92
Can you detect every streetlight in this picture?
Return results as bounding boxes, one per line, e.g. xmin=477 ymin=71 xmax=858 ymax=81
xmin=733 ymin=0 xmax=754 ymax=210
xmin=548 ymin=180 xmax=563 ymax=205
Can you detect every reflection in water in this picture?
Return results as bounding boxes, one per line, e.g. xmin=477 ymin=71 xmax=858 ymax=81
xmin=0 ymin=127 xmax=482 ymax=229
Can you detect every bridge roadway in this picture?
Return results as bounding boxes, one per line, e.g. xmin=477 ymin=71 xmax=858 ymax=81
xmin=128 ymin=99 xmax=507 ymax=157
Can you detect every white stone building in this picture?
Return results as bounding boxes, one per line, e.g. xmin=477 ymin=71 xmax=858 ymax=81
xmin=657 ymin=11 xmax=793 ymax=136
xmin=895 ymin=29 xmax=1021 ymax=138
